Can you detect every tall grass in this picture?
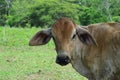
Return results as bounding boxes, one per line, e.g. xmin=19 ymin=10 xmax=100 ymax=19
xmin=0 ymin=27 xmax=87 ymax=80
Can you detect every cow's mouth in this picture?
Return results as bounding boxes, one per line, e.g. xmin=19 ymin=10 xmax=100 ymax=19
xmin=56 ymin=56 xmax=70 ymax=66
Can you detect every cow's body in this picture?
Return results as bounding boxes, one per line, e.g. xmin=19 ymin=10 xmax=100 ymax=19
xmin=72 ymin=23 xmax=120 ymax=80
xmin=29 ymin=17 xmax=120 ymax=80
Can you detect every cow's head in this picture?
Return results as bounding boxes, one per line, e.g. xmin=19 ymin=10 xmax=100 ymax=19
xmin=29 ymin=17 xmax=96 ymax=66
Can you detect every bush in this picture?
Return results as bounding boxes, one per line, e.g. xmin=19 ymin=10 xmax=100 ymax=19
xmin=79 ymin=6 xmax=108 ymax=25
xmin=112 ymin=16 xmax=120 ymax=22
xmin=0 ymin=0 xmax=6 ymax=26
xmin=2 ymin=0 xmax=120 ymax=27
xmin=29 ymin=1 xmax=80 ymax=27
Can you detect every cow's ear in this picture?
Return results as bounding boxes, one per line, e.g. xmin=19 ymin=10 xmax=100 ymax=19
xmin=29 ymin=28 xmax=51 ymax=46
xmin=76 ymin=26 xmax=97 ymax=46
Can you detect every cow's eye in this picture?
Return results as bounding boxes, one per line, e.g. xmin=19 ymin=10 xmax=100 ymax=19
xmin=72 ymin=34 xmax=76 ymax=40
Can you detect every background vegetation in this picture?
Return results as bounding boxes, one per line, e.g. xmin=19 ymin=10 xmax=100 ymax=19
xmin=0 ymin=0 xmax=120 ymax=27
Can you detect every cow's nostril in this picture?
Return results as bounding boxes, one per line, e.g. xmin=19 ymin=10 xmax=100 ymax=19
xmin=56 ymin=56 xmax=70 ymax=66
xmin=64 ymin=56 xmax=70 ymax=62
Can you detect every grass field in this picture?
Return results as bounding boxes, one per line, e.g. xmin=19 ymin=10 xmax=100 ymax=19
xmin=0 ymin=26 xmax=87 ymax=80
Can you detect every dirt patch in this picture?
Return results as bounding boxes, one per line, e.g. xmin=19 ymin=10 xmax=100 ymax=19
xmin=25 ymin=73 xmax=40 ymax=80
xmin=25 ymin=70 xmax=41 ymax=80
xmin=6 ymin=56 xmax=16 ymax=62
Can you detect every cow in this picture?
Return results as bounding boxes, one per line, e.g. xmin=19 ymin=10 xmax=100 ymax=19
xmin=29 ymin=17 xmax=120 ymax=80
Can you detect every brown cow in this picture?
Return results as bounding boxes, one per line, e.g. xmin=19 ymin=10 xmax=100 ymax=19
xmin=29 ymin=17 xmax=120 ymax=80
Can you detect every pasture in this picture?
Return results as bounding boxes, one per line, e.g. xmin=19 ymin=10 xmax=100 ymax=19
xmin=0 ymin=27 xmax=87 ymax=80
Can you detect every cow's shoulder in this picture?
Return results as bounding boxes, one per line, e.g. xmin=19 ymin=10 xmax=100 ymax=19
xmin=88 ymin=22 xmax=120 ymax=32
xmin=86 ymin=23 xmax=120 ymax=46
xmin=83 ymin=22 xmax=120 ymax=61
xmin=107 ymin=22 xmax=120 ymax=29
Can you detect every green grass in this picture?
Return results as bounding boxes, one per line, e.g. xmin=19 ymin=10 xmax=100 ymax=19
xmin=0 ymin=26 xmax=87 ymax=80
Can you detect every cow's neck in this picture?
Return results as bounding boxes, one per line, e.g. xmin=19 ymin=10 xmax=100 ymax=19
xmin=71 ymin=38 xmax=93 ymax=79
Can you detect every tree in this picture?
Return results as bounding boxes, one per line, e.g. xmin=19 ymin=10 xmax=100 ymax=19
xmin=7 ymin=0 xmax=35 ymax=27
xmin=7 ymin=0 xmax=80 ymax=27
xmin=1 ymin=0 xmax=119 ymax=27
xmin=0 ymin=0 xmax=6 ymax=25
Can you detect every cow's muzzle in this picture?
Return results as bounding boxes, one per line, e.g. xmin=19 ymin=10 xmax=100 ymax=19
xmin=56 ymin=56 xmax=70 ymax=66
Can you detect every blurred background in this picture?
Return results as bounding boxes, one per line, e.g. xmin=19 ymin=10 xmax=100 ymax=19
xmin=0 ymin=0 xmax=120 ymax=28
